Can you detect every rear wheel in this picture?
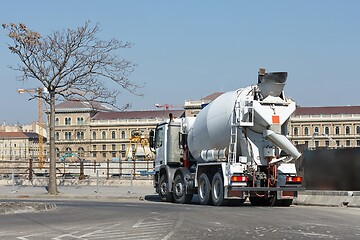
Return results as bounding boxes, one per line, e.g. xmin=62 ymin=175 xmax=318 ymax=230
xmin=269 ymin=192 xmax=295 ymax=207
xmin=159 ymin=174 xmax=173 ymax=202
xmin=198 ymin=173 xmax=212 ymax=205
xmin=211 ymin=172 xmax=226 ymax=206
xmin=269 ymin=192 xmax=284 ymax=206
xmin=173 ymin=174 xmax=193 ymax=204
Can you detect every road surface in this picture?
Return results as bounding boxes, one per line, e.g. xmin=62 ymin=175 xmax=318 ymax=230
xmin=0 ymin=199 xmax=359 ymax=239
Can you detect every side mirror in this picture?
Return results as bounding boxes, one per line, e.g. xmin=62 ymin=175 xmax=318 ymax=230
xmin=149 ymin=130 xmax=155 ymax=148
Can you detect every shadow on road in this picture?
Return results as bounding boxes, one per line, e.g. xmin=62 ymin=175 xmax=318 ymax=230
xmin=144 ymin=194 xmax=162 ymax=202
xmin=144 ymin=194 xmax=253 ymax=207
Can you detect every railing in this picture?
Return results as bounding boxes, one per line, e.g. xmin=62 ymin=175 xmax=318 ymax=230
xmin=0 ymin=159 xmax=154 ymax=181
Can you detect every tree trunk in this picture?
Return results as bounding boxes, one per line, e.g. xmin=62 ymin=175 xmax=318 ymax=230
xmin=48 ymin=91 xmax=58 ymax=194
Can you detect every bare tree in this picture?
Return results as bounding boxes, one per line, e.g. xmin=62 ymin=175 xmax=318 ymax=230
xmin=3 ymin=21 xmax=141 ymax=194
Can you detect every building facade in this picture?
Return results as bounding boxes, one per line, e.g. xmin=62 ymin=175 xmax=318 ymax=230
xmin=0 ymin=132 xmax=43 ymax=160
xmin=288 ymin=106 xmax=360 ymax=149
xmin=3 ymin=93 xmax=360 ymax=162
xmin=53 ymin=101 xmax=184 ymax=161
xmin=52 ymin=99 xmax=360 ymax=162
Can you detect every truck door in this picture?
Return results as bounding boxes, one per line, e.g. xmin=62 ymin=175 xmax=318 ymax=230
xmin=154 ymin=123 xmax=166 ymax=171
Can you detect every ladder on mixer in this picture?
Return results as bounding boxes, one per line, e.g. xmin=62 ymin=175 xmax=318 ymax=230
xmin=228 ymin=103 xmax=240 ymax=164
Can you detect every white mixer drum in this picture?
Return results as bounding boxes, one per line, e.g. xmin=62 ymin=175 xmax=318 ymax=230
xmin=187 ymin=90 xmax=239 ymax=162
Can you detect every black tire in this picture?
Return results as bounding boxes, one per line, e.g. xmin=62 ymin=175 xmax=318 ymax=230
xmin=269 ymin=192 xmax=283 ymax=207
xmin=211 ymin=172 xmax=226 ymax=206
xmin=173 ymin=174 xmax=193 ymax=204
xmin=198 ymin=173 xmax=212 ymax=205
xmin=159 ymin=174 xmax=173 ymax=202
xmin=269 ymin=192 xmax=293 ymax=207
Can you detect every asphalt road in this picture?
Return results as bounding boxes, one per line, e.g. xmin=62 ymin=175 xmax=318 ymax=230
xmin=0 ymin=199 xmax=359 ymax=240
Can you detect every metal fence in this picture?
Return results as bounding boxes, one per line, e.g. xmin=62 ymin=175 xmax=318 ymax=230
xmin=0 ymin=159 xmax=154 ymax=181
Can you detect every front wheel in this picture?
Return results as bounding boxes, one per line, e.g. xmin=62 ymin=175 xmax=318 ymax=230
xmin=198 ymin=173 xmax=212 ymax=205
xmin=173 ymin=174 xmax=193 ymax=204
xmin=159 ymin=175 xmax=173 ymax=202
xmin=211 ymin=172 xmax=226 ymax=206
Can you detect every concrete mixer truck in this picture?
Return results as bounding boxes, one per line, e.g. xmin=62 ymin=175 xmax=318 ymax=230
xmin=149 ymin=68 xmax=303 ymax=206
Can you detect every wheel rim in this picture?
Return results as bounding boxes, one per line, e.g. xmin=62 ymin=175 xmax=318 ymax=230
xmin=199 ymin=180 xmax=206 ymax=199
xmin=213 ymin=178 xmax=221 ymax=201
xmin=175 ymin=182 xmax=184 ymax=198
xmin=160 ymin=182 xmax=167 ymax=196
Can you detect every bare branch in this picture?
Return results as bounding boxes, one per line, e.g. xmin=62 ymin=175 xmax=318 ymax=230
xmin=3 ymin=21 xmax=141 ymax=104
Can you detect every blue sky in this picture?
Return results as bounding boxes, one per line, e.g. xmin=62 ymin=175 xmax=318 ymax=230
xmin=1 ymin=0 xmax=360 ymax=124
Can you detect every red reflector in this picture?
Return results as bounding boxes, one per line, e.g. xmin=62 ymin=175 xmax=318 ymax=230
xmin=286 ymin=176 xmax=302 ymax=183
xmin=231 ymin=176 xmax=248 ymax=182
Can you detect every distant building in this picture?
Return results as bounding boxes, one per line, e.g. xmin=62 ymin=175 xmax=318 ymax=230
xmin=0 ymin=132 xmax=45 ymax=160
xmin=52 ymin=100 xmax=184 ymax=161
xmin=53 ymin=99 xmax=360 ymax=162
xmin=4 ymin=92 xmax=360 ymax=162
xmin=288 ymin=106 xmax=360 ymax=149
xmin=0 ymin=122 xmax=47 ymax=138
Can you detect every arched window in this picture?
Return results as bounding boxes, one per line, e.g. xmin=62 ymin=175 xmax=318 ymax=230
xmin=81 ymin=132 xmax=84 ymax=140
xmin=65 ymin=117 xmax=72 ymax=125
xmin=78 ymin=147 xmax=85 ymax=157
xmin=324 ymin=127 xmax=329 ymax=135
xmin=293 ymin=127 xmax=298 ymax=136
xmin=121 ymin=131 xmax=126 ymax=139
xmin=92 ymin=131 xmax=97 ymax=140
xmin=102 ymin=131 xmax=106 ymax=140
xmin=304 ymin=127 xmax=309 ymax=136
xmin=77 ymin=132 xmax=81 ymax=140
xmin=55 ymin=132 xmax=60 ymax=141
xmin=112 ymin=131 xmax=116 ymax=139
xmin=65 ymin=132 xmax=69 ymax=140
xmin=357 ymin=126 xmax=360 ymax=134
xmin=335 ymin=126 xmax=340 ymax=135
xmin=65 ymin=147 xmax=72 ymax=153
xmin=55 ymin=118 xmax=59 ymax=126
xmin=314 ymin=127 xmax=319 ymax=134
xmin=77 ymin=117 xmax=84 ymax=125
xmin=346 ymin=126 xmax=351 ymax=135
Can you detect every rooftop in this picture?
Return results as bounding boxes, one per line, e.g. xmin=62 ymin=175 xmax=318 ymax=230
xmin=92 ymin=110 xmax=185 ymax=120
xmin=0 ymin=132 xmax=40 ymax=139
xmin=55 ymin=100 xmax=116 ymax=112
xmin=294 ymin=106 xmax=360 ymax=116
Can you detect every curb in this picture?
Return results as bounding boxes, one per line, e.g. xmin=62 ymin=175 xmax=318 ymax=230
xmin=294 ymin=191 xmax=360 ymax=208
